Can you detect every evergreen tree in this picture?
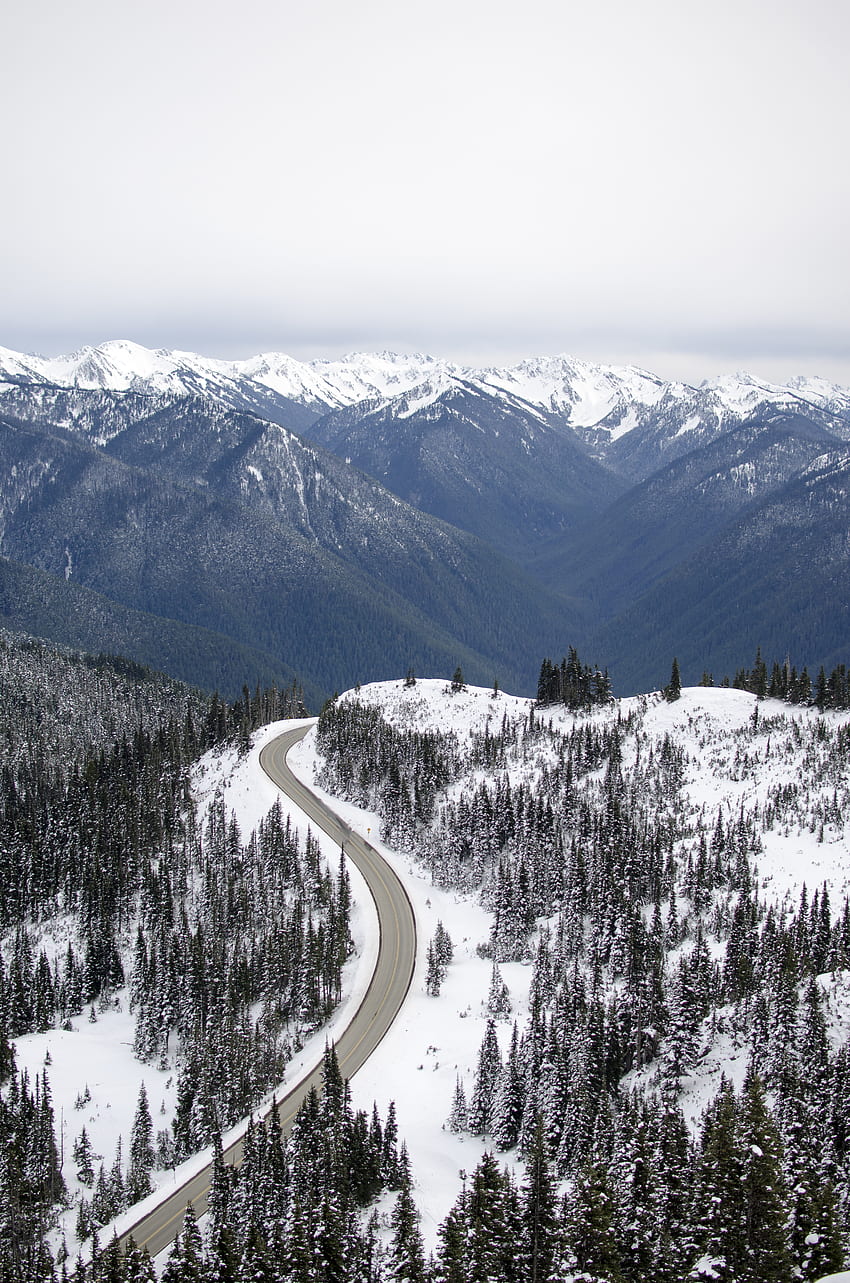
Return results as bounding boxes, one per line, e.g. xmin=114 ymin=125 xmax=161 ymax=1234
xmin=737 ymin=1070 xmax=792 ymax=1282
xmin=387 ymin=1177 xmax=427 ymax=1282
xmin=74 ymin=1126 xmax=96 ymax=1188
xmin=433 ymin=1182 xmax=470 ymax=1283
xmin=426 ymin=942 xmax=443 ymax=997
xmin=468 ymin=1019 xmax=503 ymax=1138
xmin=563 ymin=1160 xmax=623 ymax=1282
xmin=521 ymin=1117 xmax=559 ymax=1283
xmin=434 ymin=921 xmax=454 ymax=969
xmin=446 ymin=1077 xmax=468 ymax=1133
xmin=464 ymin=1152 xmax=521 ymax=1283
xmin=487 ymin=962 xmax=512 ymax=1019
xmin=161 ymin=1203 xmax=204 ymax=1283
xmin=690 ymin=1077 xmax=741 ymax=1280
xmin=664 ymin=658 xmax=682 ymax=703
xmin=127 ymin=1082 xmax=155 ymax=1204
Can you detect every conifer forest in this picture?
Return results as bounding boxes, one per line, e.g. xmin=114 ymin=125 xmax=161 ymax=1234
xmin=3 ymin=634 xmax=850 ymax=1282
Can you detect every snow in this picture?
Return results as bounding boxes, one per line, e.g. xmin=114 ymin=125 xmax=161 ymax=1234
xmin=308 ymin=351 xmax=462 ymax=409
xmin=321 ymin=678 xmax=850 ymax=907
xmin=607 ymin=406 xmax=639 ymax=441
xmin=391 ymin=373 xmax=465 ymax=419
xmin=478 ymin=354 xmax=673 ymax=426
xmin=287 ymin=713 xmax=527 ymax=1245
xmin=3 ymin=341 xmax=847 ymax=446
xmin=11 ymin=679 xmax=850 ymax=1264
xmin=303 ymin=674 xmax=850 ymax=916
xmin=675 ymin=413 xmax=703 ymax=438
xmin=37 ymin=340 xmax=187 ymax=393
xmin=286 ymin=679 xmax=850 ymax=1242
xmin=290 ymin=678 xmax=850 ymax=1237
xmin=232 ymin=352 xmax=348 ymax=407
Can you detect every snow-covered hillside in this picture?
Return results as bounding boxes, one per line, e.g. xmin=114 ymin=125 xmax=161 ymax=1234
xmin=311 ymin=677 xmax=850 ymax=905
xmin=293 ymin=678 xmax=850 ymax=1263
xmin=10 ymin=675 xmax=850 ymax=1278
xmin=13 ymin=720 xmax=380 ymax=1266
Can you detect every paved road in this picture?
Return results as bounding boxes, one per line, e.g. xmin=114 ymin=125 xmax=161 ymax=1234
xmin=112 ymin=721 xmax=417 ymax=1261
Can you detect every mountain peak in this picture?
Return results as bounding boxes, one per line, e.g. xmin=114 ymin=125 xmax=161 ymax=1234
xmin=2 ymin=340 xmax=849 ymax=443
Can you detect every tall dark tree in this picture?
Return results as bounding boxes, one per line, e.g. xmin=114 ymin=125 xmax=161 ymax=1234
xmin=664 ymin=657 xmax=682 ymax=702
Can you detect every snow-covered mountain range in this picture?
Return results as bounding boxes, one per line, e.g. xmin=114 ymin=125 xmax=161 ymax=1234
xmin=1 ymin=337 xmax=848 ymax=702
xmin=3 ymin=339 xmax=850 ymax=458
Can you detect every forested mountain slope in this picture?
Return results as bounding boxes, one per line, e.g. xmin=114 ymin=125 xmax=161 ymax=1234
xmin=0 ymin=404 xmax=569 ymax=699
xmin=0 ymin=632 xmax=363 ymax=1279
xmin=7 ymin=640 xmax=850 ymax=1281
xmin=528 ymin=410 xmax=842 ymax=609
xmin=302 ymin=378 xmax=624 ymax=562
xmin=0 ymin=554 xmax=314 ymax=702
xmin=587 ymin=444 xmax=850 ymax=691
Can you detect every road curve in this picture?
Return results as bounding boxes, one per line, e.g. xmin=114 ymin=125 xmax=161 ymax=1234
xmin=112 ymin=721 xmax=417 ymax=1262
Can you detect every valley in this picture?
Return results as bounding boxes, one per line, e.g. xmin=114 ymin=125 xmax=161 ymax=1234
xmin=2 ymin=341 xmax=849 ymax=701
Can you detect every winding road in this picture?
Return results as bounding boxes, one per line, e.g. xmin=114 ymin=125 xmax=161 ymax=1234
xmin=111 ymin=721 xmax=417 ymax=1261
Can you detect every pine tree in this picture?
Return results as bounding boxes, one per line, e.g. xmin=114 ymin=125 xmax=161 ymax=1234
xmin=563 ymin=1160 xmax=623 ymax=1282
xmin=387 ymin=1177 xmax=426 ymax=1282
xmin=690 ymin=1077 xmax=741 ymax=1279
xmin=127 ymin=1082 xmax=155 ymax=1204
xmin=383 ymin=1100 xmax=401 ymax=1188
xmin=468 ymin=1019 xmax=502 ymax=1138
xmin=487 ymin=962 xmax=511 ymax=1019
xmin=434 ymin=921 xmax=454 ymax=969
xmin=74 ymin=1126 xmax=96 ymax=1188
xmin=123 ymin=1236 xmax=157 ymax=1282
xmin=664 ymin=658 xmax=682 ymax=703
xmin=489 ymin=1025 xmax=524 ymax=1151
xmin=737 ymin=1070 xmax=791 ymax=1282
xmin=446 ymin=1077 xmax=468 ymax=1133
xmin=161 ymin=1203 xmax=204 ymax=1283
xmin=205 ymin=1132 xmax=237 ymax=1283
xmin=426 ymin=942 xmax=443 ymax=997
xmin=464 ymin=1152 xmax=521 ymax=1283
xmin=521 ymin=1116 xmax=558 ymax=1283
xmin=433 ymin=1183 xmax=470 ymax=1283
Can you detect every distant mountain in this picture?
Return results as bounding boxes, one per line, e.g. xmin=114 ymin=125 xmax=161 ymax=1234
xmin=0 ymin=395 xmax=569 ymax=699
xmin=303 ymin=375 xmax=624 ymax=561
xmin=592 ymin=374 xmax=850 ymax=481
xmin=529 ymin=409 xmax=843 ymax=612
xmin=1 ymin=339 xmax=848 ymax=697
xmin=587 ymin=442 xmax=850 ymax=691
xmin=5 ymin=340 xmax=850 ymax=467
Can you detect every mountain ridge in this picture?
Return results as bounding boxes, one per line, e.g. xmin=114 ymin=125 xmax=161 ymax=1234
xmin=0 ymin=395 xmax=570 ymax=699
xmin=1 ymin=338 xmax=847 ymax=700
xmin=4 ymin=339 xmax=849 ymax=447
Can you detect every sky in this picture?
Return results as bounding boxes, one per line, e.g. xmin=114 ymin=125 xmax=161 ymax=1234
xmin=3 ymin=0 xmax=849 ymax=386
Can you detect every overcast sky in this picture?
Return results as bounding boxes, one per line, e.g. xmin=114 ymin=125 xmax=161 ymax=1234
xmin=3 ymin=0 xmax=848 ymax=385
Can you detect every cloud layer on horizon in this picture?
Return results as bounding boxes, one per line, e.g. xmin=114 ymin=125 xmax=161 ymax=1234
xmin=3 ymin=0 xmax=848 ymax=385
